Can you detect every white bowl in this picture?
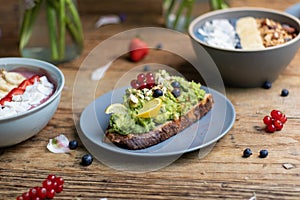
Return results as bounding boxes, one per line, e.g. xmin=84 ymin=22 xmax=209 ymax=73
xmin=0 ymin=57 xmax=65 ymax=147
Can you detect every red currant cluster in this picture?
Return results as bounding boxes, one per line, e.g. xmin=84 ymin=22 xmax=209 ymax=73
xmin=263 ymin=110 xmax=287 ymax=133
xmin=16 ymin=174 xmax=64 ymax=200
xmin=130 ymin=72 xmax=155 ymax=90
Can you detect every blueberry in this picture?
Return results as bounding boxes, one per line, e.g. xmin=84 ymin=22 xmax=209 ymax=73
xmin=242 ymin=148 xmax=252 ymax=158
xmin=81 ymin=154 xmax=93 ymax=166
xmin=172 ymin=88 xmax=181 ymax=98
xmin=143 ymin=65 xmax=150 ymax=71
xmin=171 ymin=81 xmax=180 ymax=88
xmin=155 ymin=43 xmax=163 ymax=50
xmin=118 ymin=13 xmax=126 ymax=22
xmin=262 ymin=81 xmax=272 ymax=89
xmin=259 ymin=149 xmax=268 ymax=158
xmin=153 ymin=89 xmax=163 ymax=98
xmin=281 ymin=89 xmax=289 ymax=97
xmin=69 ymin=140 xmax=78 ymax=150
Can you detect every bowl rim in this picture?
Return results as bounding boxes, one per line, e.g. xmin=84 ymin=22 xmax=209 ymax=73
xmin=0 ymin=57 xmax=65 ymax=122
xmin=188 ymin=7 xmax=300 ymax=52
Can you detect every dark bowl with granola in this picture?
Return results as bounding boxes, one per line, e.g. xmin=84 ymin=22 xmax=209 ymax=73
xmin=189 ymin=7 xmax=300 ymax=87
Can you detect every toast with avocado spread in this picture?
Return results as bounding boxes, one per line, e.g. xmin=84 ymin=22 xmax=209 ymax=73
xmin=104 ymin=70 xmax=213 ymax=150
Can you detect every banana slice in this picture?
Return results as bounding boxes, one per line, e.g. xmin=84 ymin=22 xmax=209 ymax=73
xmin=0 ymin=90 xmax=6 ymax=99
xmin=0 ymin=77 xmax=6 ymax=85
xmin=0 ymin=74 xmax=22 ymax=95
xmin=0 ymin=83 xmax=15 ymax=92
xmin=0 ymin=77 xmax=9 ymax=92
xmin=3 ymin=71 xmax=25 ymax=85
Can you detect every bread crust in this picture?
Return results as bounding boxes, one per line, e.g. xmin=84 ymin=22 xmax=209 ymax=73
xmin=104 ymin=94 xmax=213 ymax=150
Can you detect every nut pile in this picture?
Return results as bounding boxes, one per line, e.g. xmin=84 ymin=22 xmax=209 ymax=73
xmin=257 ymin=18 xmax=297 ymax=47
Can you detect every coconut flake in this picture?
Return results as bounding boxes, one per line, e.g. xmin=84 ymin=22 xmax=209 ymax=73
xmin=47 ymin=134 xmax=70 ymax=153
xmin=198 ymin=19 xmax=238 ymax=49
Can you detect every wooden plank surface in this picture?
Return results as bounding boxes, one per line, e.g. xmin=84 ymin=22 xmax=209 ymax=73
xmin=0 ymin=0 xmax=300 ymax=199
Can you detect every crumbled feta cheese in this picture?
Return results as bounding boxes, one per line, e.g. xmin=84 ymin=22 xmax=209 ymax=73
xmin=145 ymin=89 xmax=152 ymax=97
xmin=129 ymin=94 xmax=139 ymax=104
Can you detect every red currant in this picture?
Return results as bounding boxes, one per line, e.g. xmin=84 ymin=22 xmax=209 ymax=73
xmin=29 ymin=187 xmax=38 ymax=199
xmin=52 ymin=181 xmax=58 ymax=191
xmin=16 ymin=174 xmax=64 ymax=199
xmin=47 ymin=174 xmax=56 ymax=182
xmin=263 ymin=115 xmax=273 ymax=125
xmin=137 ymin=73 xmax=146 ymax=83
xmin=56 ymin=177 xmax=64 ymax=186
xmin=145 ymin=72 xmax=154 ymax=78
xmin=266 ymin=124 xmax=276 ymax=133
xmin=270 ymin=110 xmax=282 ymax=120
xmin=146 ymin=75 xmax=154 ymax=83
xmin=42 ymin=179 xmax=53 ymax=191
xmin=37 ymin=187 xmax=47 ymax=199
xmin=274 ymin=120 xmax=283 ymax=131
xmin=55 ymin=184 xmax=64 ymax=193
xmin=280 ymin=113 xmax=287 ymax=124
xmin=138 ymin=81 xmax=147 ymax=89
xmin=46 ymin=189 xmax=55 ymax=199
xmin=130 ymin=79 xmax=140 ymax=89
xmin=21 ymin=192 xmax=30 ymax=200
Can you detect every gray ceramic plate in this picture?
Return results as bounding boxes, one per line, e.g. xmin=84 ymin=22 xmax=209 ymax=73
xmin=78 ymin=86 xmax=235 ymax=158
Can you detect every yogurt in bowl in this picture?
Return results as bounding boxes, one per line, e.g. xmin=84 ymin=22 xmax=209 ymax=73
xmin=0 ymin=70 xmax=55 ymax=119
xmin=188 ymin=7 xmax=300 ymax=87
xmin=0 ymin=57 xmax=64 ymax=147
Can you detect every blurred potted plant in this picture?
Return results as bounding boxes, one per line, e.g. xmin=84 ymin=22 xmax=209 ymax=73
xmin=19 ymin=0 xmax=84 ymax=64
xmin=163 ymin=0 xmax=229 ymax=32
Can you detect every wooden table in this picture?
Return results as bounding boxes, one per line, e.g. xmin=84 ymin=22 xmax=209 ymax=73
xmin=1 ymin=0 xmax=300 ymax=199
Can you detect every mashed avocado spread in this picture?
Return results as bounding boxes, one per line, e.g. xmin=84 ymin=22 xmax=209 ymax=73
xmin=107 ymin=70 xmax=206 ymax=135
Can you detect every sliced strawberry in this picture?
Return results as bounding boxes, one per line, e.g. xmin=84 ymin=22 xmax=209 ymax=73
xmin=7 ymin=88 xmax=25 ymax=98
xmin=18 ymin=80 xmax=32 ymax=90
xmin=129 ymin=38 xmax=149 ymax=62
xmin=28 ymin=75 xmax=40 ymax=84
xmin=0 ymin=96 xmax=12 ymax=105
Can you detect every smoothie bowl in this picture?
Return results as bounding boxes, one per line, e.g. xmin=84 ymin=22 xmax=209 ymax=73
xmin=0 ymin=57 xmax=64 ymax=147
xmin=188 ymin=7 xmax=300 ymax=87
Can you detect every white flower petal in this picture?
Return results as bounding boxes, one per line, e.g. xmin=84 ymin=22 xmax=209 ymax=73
xmin=91 ymin=61 xmax=112 ymax=81
xmin=47 ymin=134 xmax=70 ymax=154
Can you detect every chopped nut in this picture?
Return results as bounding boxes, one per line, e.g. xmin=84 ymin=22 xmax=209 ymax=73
xmin=257 ymin=18 xmax=297 ymax=47
xmin=272 ymin=32 xmax=279 ymax=39
xmin=282 ymin=24 xmax=296 ymax=34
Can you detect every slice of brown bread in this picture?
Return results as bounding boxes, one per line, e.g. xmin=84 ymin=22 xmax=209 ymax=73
xmin=104 ymin=94 xmax=214 ymax=150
